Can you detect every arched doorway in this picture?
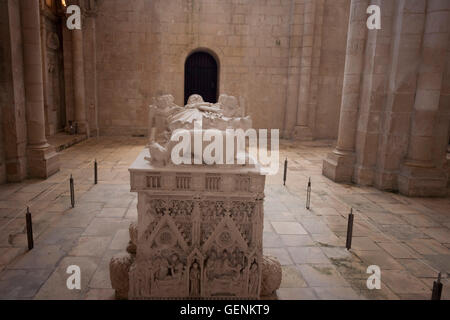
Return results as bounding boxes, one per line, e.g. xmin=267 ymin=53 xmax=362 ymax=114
xmin=184 ymin=51 xmax=218 ymax=105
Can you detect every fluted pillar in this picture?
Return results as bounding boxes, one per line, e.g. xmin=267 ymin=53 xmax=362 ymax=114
xmin=291 ymin=0 xmax=324 ymax=141
xmin=21 ymin=0 xmax=48 ymax=148
xmin=398 ymin=1 xmax=450 ymax=196
xmin=72 ymin=26 xmax=89 ymax=135
xmin=283 ymin=2 xmax=304 ymax=138
xmin=71 ymin=10 xmax=89 ymax=135
xmin=293 ymin=0 xmax=316 ymax=140
xmin=322 ymin=0 xmax=369 ymax=182
xmin=20 ymin=0 xmax=59 ymax=178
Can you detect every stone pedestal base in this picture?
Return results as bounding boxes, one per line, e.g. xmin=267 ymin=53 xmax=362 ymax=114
xmin=117 ymin=148 xmax=269 ymax=299
xmin=353 ymin=164 xmax=374 ymax=186
xmin=110 ymin=232 xmax=283 ymax=300
xmin=398 ymin=163 xmax=448 ymax=197
xmin=76 ymin=121 xmax=90 ymax=136
xmin=322 ymin=150 xmax=355 ymax=183
xmin=447 ymin=154 xmax=450 ymax=187
xmin=27 ymin=145 xmax=60 ymax=179
xmin=291 ymin=125 xmax=313 ymax=141
xmin=374 ymin=170 xmax=397 ymax=191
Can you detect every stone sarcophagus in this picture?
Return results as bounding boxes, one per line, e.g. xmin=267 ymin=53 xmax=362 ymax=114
xmin=110 ymin=94 xmax=281 ymax=300
xmin=128 ymin=159 xmax=265 ymax=299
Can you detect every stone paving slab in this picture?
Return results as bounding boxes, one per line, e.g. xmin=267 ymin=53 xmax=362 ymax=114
xmin=271 ymin=221 xmax=308 ymax=235
xmin=297 ymin=264 xmax=351 ymax=288
xmin=34 ymin=256 xmax=99 ymax=300
xmin=276 ymin=287 xmax=318 ymax=300
xmin=0 ymin=269 xmax=53 ymax=299
xmin=381 ymin=270 xmax=430 ymax=296
xmin=0 ymin=137 xmax=448 ymax=300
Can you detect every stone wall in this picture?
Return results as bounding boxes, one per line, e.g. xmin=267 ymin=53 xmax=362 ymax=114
xmin=94 ymin=0 xmax=349 ymax=137
xmin=0 ymin=0 xmax=6 ymax=184
xmin=95 ymin=0 xmax=153 ymax=136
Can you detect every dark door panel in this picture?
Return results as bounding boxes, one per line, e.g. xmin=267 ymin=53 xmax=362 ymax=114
xmin=184 ymin=52 xmax=218 ymax=105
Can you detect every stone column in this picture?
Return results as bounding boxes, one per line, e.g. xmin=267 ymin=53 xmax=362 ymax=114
xmin=82 ymin=10 xmax=99 ymax=137
xmin=72 ymin=25 xmax=89 ymax=136
xmin=283 ymin=2 xmax=304 ymax=138
xmin=292 ymin=0 xmax=323 ymax=140
xmin=399 ymin=1 xmax=450 ymax=196
xmin=322 ymin=0 xmax=368 ymax=182
xmin=20 ymin=0 xmax=59 ymax=178
xmin=1 ymin=0 xmax=28 ymax=182
xmin=353 ymin=0 xmax=397 ymax=186
xmin=374 ymin=0 xmax=427 ymax=190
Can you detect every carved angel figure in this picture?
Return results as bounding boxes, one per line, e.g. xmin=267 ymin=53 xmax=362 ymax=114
xmin=146 ymin=93 xmax=253 ymax=166
xmin=248 ymin=263 xmax=259 ymax=295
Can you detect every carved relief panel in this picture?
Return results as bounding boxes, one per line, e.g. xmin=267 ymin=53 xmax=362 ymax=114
xmin=129 ymin=171 xmax=265 ymax=299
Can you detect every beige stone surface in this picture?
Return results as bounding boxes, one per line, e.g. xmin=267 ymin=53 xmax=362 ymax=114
xmin=0 ymin=0 xmax=449 ymax=300
xmin=0 ymin=137 xmax=448 ymax=300
xmin=92 ymin=0 xmax=349 ymax=139
xmin=124 ymin=100 xmax=268 ymax=299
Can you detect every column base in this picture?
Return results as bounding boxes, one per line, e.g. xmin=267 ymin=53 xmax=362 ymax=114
xmin=322 ymin=149 xmax=355 ymax=183
xmin=27 ymin=145 xmax=60 ymax=179
xmin=282 ymin=129 xmax=292 ymax=139
xmin=291 ymin=125 xmax=313 ymax=141
xmin=5 ymin=156 xmax=28 ymax=182
xmin=90 ymin=127 xmax=99 ymax=137
xmin=353 ymin=164 xmax=374 ymax=186
xmin=76 ymin=121 xmax=90 ymax=137
xmin=398 ymin=163 xmax=448 ymax=197
xmin=374 ymin=170 xmax=398 ymax=191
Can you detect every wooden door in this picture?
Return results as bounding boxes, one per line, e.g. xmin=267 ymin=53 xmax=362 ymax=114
xmin=184 ymin=52 xmax=218 ymax=105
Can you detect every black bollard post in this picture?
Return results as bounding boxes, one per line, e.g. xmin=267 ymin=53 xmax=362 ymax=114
xmin=94 ymin=159 xmax=98 ymax=185
xmin=283 ymin=158 xmax=287 ymax=186
xmin=70 ymin=174 xmax=75 ymax=208
xmin=346 ymin=208 xmax=354 ymax=250
xmin=306 ymin=177 xmax=311 ymax=210
xmin=431 ymin=273 xmax=443 ymax=300
xmin=25 ymin=207 xmax=34 ymax=251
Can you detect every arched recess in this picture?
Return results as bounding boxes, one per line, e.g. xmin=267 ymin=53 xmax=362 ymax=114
xmin=184 ymin=50 xmax=219 ymax=105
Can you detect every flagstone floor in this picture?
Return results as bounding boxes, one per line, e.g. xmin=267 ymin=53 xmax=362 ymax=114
xmin=0 ymin=137 xmax=449 ymax=300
